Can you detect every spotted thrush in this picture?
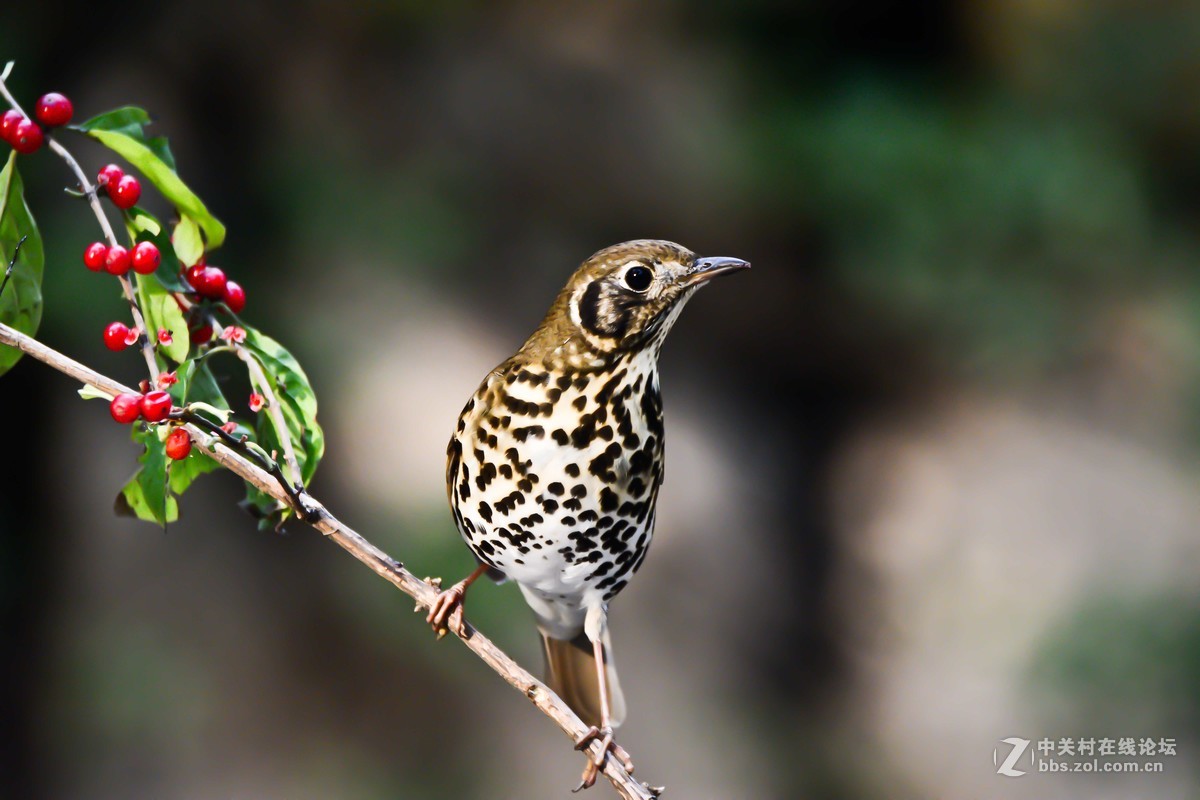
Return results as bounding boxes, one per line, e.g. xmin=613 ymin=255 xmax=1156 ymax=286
xmin=428 ymin=240 xmax=749 ymax=789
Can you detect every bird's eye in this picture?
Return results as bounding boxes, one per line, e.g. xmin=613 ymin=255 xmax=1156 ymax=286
xmin=623 ymin=265 xmax=653 ymax=292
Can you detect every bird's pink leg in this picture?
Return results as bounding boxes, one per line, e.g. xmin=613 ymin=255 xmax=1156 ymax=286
xmin=426 ymin=563 xmax=488 ymax=638
xmin=572 ymin=638 xmax=635 ymax=791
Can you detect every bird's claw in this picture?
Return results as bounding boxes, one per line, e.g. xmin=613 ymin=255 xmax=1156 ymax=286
xmin=572 ymin=726 xmax=634 ymax=791
xmin=425 ymin=579 xmax=469 ymax=638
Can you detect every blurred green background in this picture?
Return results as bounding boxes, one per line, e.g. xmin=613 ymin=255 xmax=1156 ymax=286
xmin=2 ymin=2 xmax=1200 ymax=798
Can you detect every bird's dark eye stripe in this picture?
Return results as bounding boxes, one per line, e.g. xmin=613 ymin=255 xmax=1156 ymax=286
xmin=624 ymin=266 xmax=652 ymax=292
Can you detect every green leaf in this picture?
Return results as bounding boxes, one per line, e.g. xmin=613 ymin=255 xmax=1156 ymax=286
xmin=168 ymin=437 xmax=219 ymax=495
xmin=125 ymin=207 xmax=187 ymax=291
xmin=78 ymin=384 xmax=111 ymax=401
xmin=177 ymin=358 xmax=228 ymax=409
xmin=115 ymin=425 xmax=177 ymax=526
xmin=76 ymin=107 xmax=225 ymax=250
xmin=136 ymin=272 xmax=189 ymax=364
xmin=237 ymin=328 xmax=324 ymax=528
xmin=243 ymin=328 xmax=325 ymax=485
xmin=188 ymin=401 xmax=232 ymax=422
xmin=0 ymin=151 xmax=44 ymax=377
xmin=172 ymin=216 xmax=203 ymax=266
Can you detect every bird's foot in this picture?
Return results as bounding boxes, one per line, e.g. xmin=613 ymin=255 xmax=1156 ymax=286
xmin=425 ymin=577 xmax=470 ymax=639
xmin=572 ymin=726 xmax=634 ymax=792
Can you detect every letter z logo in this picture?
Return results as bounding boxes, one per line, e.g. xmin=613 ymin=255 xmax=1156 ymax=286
xmin=994 ymin=737 xmax=1031 ymax=777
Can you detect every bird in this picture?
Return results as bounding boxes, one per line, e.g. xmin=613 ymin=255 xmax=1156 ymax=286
xmin=427 ymin=239 xmax=749 ymax=790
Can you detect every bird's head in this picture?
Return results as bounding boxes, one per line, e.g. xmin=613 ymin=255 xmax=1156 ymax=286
xmin=531 ymin=240 xmax=749 ymax=361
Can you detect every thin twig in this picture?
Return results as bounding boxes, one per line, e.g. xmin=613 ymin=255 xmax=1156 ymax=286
xmin=0 ymin=70 xmax=158 ymax=379
xmin=0 ymin=234 xmax=27 ymax=300
xmin=0 ymin=319 xmax=657 ymax=800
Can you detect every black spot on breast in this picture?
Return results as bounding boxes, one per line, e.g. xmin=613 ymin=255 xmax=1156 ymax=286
xmin=572 ymin=395 xmax=587 ymax=411
xmin=571 ymin=484 xmax=587 ymax=498
xmin=541 ymin=498 xmax=559 ymax=513
xmin=547 ymin=482 xmax=565 ymax=496
xmin=475 ymin=462 xmax=497 ymax=491
xmin=578 ymin=509 xmax=598 ymax=522
xmin=589 ymin=442 xmax=623 ymax=483
xmin=565 ymin=464 xmax=580 ymax=478
xmin=561 ymin=515 xmax=576 ymax=526
xmin=552 ymin=429 xmax=569 ymax=445
xmin=599 ymin=487 xmax=618 ymax=512
xmin=556 ymin=374 xmax=573 ymax=390
xmin=513 ymin=425 xmax=545 ymax=442
xmin=478 ymin=502 xmax=493 ymax=522
xmin=499 ymin=464 xmax=513 ymax=479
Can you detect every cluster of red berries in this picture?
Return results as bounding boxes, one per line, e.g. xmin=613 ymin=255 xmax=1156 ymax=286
xmin=84 ymin=238 xmax=160 ymax=277
xmin=108 ymin=391 xmax=191 ymax=459
xmin=0 ymin=92 xmax=72 ymax=154
xmin=182 ymin=260 xmax=246 ymax=343
xmin=96 ymin=162 xmax=141 ymax=209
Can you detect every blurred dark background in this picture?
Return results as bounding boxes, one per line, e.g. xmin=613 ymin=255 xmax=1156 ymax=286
xmin=3 ymin=2 xmax=1200 ymax=798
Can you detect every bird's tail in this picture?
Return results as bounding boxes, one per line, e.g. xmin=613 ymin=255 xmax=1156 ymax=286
xmin=539 ymin=627 xmax=626 ymax=729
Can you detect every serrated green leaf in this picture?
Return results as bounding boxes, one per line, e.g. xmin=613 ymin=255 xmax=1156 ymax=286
xmin=0 ymin=151 xmax=44 ymax=377
xmin=116 ymin=425 xmax=177 ymax=526
xmin=77 ymin=107 xmax=225 ymax=249
xmin=78 ymin=384 xmax=111 ymax=401
xmin=173 ymin=216 xmax=203 ymax=266
xmin=136 ymin=272 xmax=189 ymax=363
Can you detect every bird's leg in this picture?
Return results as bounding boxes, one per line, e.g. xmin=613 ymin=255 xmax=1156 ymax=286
xmin=572 ymin=638 xmax=634 ymax=792
xmin=425 ymin=563 xmax=488 ymax=638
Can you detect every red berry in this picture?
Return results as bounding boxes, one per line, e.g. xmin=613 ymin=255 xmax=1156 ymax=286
xmin=103 ymin=321 xmax=130 ymax=351
xmin=110 ymin=392 xmax=144 ymax=424
xmin=97 ymin=163 xmax=124 ymax=189
xmin=222 ymin=280 xmax=246 ymax=313
xmin=196 ymin=267 xmax=227 ymax=299
xmin=131 ymin=241 xmax=161 ymax=274
xmin=190 ymin=322 xmax=213 ymax=344
xmin=11 ymin=120 xmax=43 ymax=154
xmin=83 ymin=241 xmax=108 ymax=271
xmin=140 ymin=390 xmax=173 ymax=423
xmin=183 ymin=263 xmax=206 ymax=289
xmin=105 ymin=244 xmax=131 ymax=275
xmin=0 ymin=110 xmax=22 ymax=143
xmin=165 ymin=428 xmax=192 ymax=460
xmin=112 ymin=175 xmax=141 ymax=209
xmin=34 ymin=93 xmax=73 ymax=127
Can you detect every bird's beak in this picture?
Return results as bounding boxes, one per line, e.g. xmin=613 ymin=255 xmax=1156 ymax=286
xmin=682 ymin=256 xmax=751 ymax=286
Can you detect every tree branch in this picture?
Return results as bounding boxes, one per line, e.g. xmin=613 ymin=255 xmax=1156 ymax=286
xmin=0 ymin=320 xmax=659 ymax=800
